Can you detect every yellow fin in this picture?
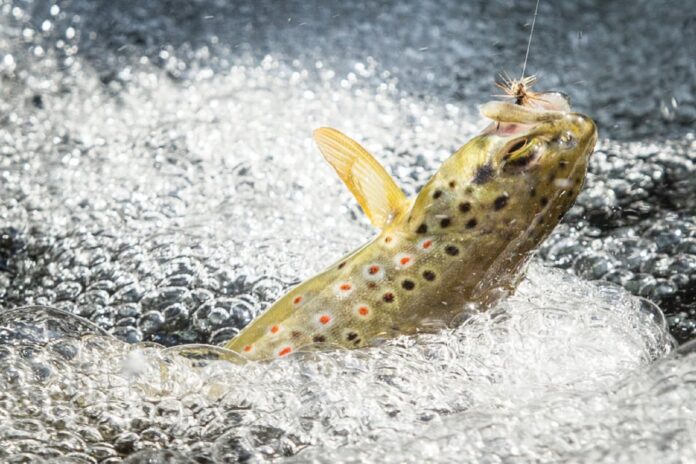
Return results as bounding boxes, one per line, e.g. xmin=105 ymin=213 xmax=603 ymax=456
xmin=313 ymin=127 xmax=407 ymax=229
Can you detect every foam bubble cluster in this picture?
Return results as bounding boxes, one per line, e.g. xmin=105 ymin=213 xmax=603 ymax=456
xmin=0 ymin=264 xmax=676 ymax=462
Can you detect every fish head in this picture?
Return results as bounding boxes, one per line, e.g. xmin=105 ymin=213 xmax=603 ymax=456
xmin=411 ymin=91 xmax=597 ymax=257
xmin=479 ymin=92 xmax=596 ymax=177
xmin=400 ymin=93 xmax=598 ymax=310
xmin=475 ymin=93 xmax=597 ymax=219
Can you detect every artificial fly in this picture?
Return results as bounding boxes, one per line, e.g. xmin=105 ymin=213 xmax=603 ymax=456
xmin=496 ymin=0 xmax=543 ymax=107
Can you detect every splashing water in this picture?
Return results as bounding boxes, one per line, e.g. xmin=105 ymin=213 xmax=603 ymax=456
xmin=1 ymin=1 xmax=695 ymax=462
xmin=0 ymin=263 xmax=676 ymax=462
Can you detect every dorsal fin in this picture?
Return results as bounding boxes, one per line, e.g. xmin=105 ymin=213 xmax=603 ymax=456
xmin=313 ymin=127 xmax=408 ymax=229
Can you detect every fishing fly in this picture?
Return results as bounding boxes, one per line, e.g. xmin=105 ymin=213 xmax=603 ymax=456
xmin=496 ymin=0 xmax=542 ymax=106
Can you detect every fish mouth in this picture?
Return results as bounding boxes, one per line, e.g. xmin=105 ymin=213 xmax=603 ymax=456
xmin=479 ymin=91 xmax=572 ymax=136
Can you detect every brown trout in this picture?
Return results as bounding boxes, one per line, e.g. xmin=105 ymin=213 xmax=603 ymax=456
xmin=224 ymin=89 xmax=597 ymax=361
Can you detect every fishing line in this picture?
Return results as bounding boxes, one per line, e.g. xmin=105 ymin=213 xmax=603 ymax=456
xmin=521 ymin=0 xmax=541 ymax=79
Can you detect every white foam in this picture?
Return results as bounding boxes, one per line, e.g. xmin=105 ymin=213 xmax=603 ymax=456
xmin=0 ymin=262 xmax=676 ymax=462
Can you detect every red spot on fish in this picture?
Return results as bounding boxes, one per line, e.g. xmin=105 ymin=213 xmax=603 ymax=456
xmin=358 ymin=306 xmax=369 ymax=316
xmin=418 ymin=237 xmax=435 ymax=252
xmin=363 ymin=263 xmax=385 ymax=282
xmin=340 ymin=283 xmax=352 ymax=292
xmin=319 ymin=314 xmax=331 ymax=325
xmin=243 ymin=345 xmax=252 ymax=352
xmin=293 ymin=296 xmax=303 ymax=305
xmin=278 ymin=347 xmax=292 ymax=357
xmin=270 ymin=325 xmax=280 ymax=334
xmin=395 ymin=253 xmax=414 ymax=269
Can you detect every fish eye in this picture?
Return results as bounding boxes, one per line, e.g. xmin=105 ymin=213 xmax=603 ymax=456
xmin=557 ymin=131 xmax=577 ymax=150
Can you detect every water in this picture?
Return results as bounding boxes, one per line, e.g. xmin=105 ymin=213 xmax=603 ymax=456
xmin=0 ymin=0 xmax=695 ymax=462
xmin=0 ymin=265 xmax=675 ymax=462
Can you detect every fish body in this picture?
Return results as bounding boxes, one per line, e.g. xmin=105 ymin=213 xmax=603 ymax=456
xmin=225 ymin=91 xmax=597 ymax=360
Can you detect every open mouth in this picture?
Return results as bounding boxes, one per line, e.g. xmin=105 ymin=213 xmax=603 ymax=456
xmin=480 ymin=91 xmax=571 ymax=136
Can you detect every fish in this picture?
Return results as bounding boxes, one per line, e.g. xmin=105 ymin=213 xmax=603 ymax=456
xmin=224 ymin=85 xmax=597 ymax=361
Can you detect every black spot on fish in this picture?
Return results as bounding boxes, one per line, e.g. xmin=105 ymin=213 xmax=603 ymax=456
xmin=530 ymin=188 xmax=536 ymax=197
xmin=458 ymin=202 xmax=471 ymax=213
xmin=449 ymin=180 xmax=456 ymax=189
xmin=313 ymin=335 xmax=326 ymax=343
xmin=466 ymin=218 xmax=477 ymax=229
xmin=540 ymin=197 xmax=549 ymax=207
xmin=422 ymin=270 xmax=436 ymax=281
xmin=291 ymin=331 xmax=302 ymax=339
xmin=440 ymin=217 xmax=451 ymax=228
xmin=465 ymin=186 xmax=474 ymax=194
xmin=383 ymin=292 xmax=395 ymax=303
xmin=347 ymin=332 xmax=358 ymax=341
xmin=402 ymin=280 xmax=415 ymax=290
xmin=559 ymin=159 xmax=569 ymax=168
xmin=473 ymin=163 xmax=494 ymax=184
xmin=367 ymin=282 xmax=377 ymax=289
xmin=338 ymin=261 xmax=346 ymax=269
xmin=416 ymin=223 xmax=428 ymax=234
xmin=353 ymin=338 xmax=361 ymax=346
xmin=493 ymin=195 xmax=509 ymax=211
xmin=433 ymin=190 xmax=443 ymax=199
xmin=445 ymin=245 xmax=459 ymax=256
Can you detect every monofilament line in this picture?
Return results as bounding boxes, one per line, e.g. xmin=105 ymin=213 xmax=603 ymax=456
xmin=521 ymin=0 xmax=541 ymax=79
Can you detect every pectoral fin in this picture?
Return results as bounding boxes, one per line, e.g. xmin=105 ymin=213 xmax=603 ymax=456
xmin=313 ymin=127 xmax=408 ymax=229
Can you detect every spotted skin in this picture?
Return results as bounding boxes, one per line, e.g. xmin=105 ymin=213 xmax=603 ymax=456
xmin=225 ymin=92 xmax=597 ymax=360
